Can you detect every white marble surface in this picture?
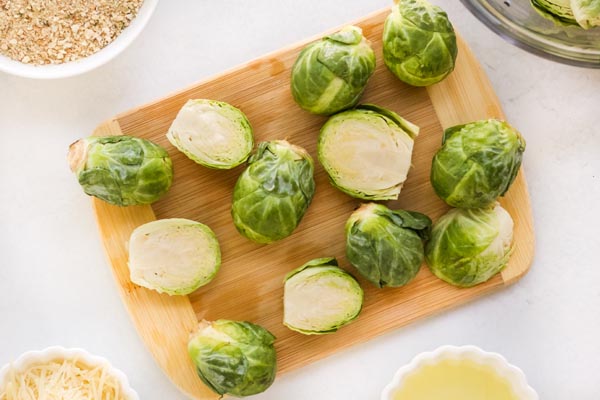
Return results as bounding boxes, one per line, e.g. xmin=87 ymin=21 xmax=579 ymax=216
xmin=1 ymin=1 xmax=599 ymax=399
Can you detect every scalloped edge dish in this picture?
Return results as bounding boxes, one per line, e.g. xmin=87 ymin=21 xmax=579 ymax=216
xmin=381 ymin=345 xmax=539 ymax=400
xmin=0 ymin=346 xmax=139 ymax=400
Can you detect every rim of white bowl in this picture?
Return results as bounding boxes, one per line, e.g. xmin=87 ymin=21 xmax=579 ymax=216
xmin=0 ymin=0 xmax=159 ymax=79
xmin=381 ymin=345 xmax=539 ymax=400
xmin=0 ymin=346 xmax=140 ymax=399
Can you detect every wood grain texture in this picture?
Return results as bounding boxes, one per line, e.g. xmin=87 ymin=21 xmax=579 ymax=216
xmin=91 ymin=122 xmax=217 ymax=400
xmin=92 ymin=7 xmax=534 ymax=399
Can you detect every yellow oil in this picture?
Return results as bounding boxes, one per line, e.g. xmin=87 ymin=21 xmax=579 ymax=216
xmin=393 ymin=358 xmax=520 ymax=400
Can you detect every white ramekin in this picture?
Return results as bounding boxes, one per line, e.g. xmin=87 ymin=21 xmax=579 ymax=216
xmin=0 ymin=0 xmax=158 ymax=79
xmin=0 ymin=346 xmax=139 ymax=399
xmin=381 ymin=345 xmax=539 ymax=400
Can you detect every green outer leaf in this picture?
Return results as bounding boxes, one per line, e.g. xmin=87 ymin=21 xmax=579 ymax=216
xmin=74 ymin=135 xmax=173 ymax=206
xmin=424 ymin=206 xmax=512 ymax=287
xmin=291 ymin=25 xmax=376 ymax=115
xmin=283 ymin=257 xmax=363 ymax=335
xmin=284 ymin=257 xmax=338 ymax=281
xmin=318 ymin=106 xmax=417 ymax=201
xmin=571 ymin=0 xmax=600 ymax=28
xmin=166 ymin=99 xmax=254 ymax=170
xmin=232 ymin=140 xmax=315 ymax=244
xmin=531 ymin=0 xmax=578 ymax=25
xmin=345 ymin=203 xmax=431 ymax=288
xmin=382 ymin=0 xmax=458 ymax=87
xmin=357 ymin=104 xmax=420 ymax=139
xmin=188 ymin=320 xmax=277 ymax=397
xmin=430 ymin=119 xmax=526 ymax=209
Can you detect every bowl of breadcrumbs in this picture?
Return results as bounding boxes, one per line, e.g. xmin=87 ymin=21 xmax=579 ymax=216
xmin=0 ymin=0 xmax=158 ymax=79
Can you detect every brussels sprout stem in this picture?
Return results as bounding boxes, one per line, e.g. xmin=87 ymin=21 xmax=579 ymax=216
xmin=67 ymin=139 xmax=87 ymax=173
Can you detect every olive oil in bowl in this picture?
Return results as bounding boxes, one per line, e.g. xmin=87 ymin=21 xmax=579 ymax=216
xmin=393 ymin=358 xmax=519 ymax=400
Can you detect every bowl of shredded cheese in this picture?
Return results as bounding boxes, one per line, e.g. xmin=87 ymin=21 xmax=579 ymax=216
xmin=0 ymin=346 xmax=139 ymax=400
xmin=0 ymin=0 xmax=158 ymax=79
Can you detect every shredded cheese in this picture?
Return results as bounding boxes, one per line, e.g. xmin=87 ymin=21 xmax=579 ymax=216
xmin=0 ymin=358 xmax=130 ymax=400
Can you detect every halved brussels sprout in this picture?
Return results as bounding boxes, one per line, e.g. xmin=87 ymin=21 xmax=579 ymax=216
xmin=425 ymin=204 xmax=514 ymax=287
xmin=430 ymin=119 xmax=525 ymax=209
xmin=383 ymin=0 xmax=458 ymax=87
xmin=128 ymin=218 xmax=221 ymax=295
xmin=232 ymin=140 xmax=315 ymax=244
xmin=571 ymin=0 xmax=600 ymax=28
xmin=283 ymin=257 xmax=363 ymax=335
xmin=68 ymin=135 xmax=173 ymax=206
xmin=167 ymin=99 xmax=254 ymax=169
xmin=291 ymin=25 xmax=376 ymax=115
xmin=345 ymin=203 xmax=431 ymax=288
xmin=188 ymin=319 xmax=277 ymax=397
xmin=531 ymin=0 xmax=578 ymax=25
xmin=318 ymin=104 xmax=419 ymax=200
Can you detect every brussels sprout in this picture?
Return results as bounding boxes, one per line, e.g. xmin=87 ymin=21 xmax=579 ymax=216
xmin=232 ymin=140 xmax=315 ymax=244
xmin=167 ymin=99 xmax=254 ymax=169
xmin=128 ymin=218 xmax=221 ymax=295
xmin=431 ymin=119 xmax=525 ymax=209
xmin=382 ymin=0 xmax=458 ymax=87
xmin=571 ymin=0 xmax=600 ymax=28
xmin=318 ymin=104 xmax=419 ymax=200
xmin=68 ymin=135 xmax=173 ymax=206
xmin=291 ymin=25 xmax=376 ymax=115
xmin=531 ymin=0 xmax=578 ymax=25
xmin=283 ymin=257 xmax=363 ymax=335
xmin=425 ymin=204 xmax=514 ymax=287
xmin=345 ymin=203 xmax=431 ymax=288
xmin=188 ymin=319 xmax=277 ymax=397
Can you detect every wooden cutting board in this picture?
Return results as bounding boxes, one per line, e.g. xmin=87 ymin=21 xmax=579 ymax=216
xmin=91 ymin=7 xmax=535 ymax=399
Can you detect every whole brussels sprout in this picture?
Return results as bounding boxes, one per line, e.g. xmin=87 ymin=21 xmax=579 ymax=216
xmin=167 ymin=99 xmax=254 ymax=169
xmin=232 ymin=140 xmax=315 ymax=244
xmin=425 ymin=203 xmax=514 ymax=287
xmin=68 ymin=136 xmax=173 ymax=206
xmin=531 ymin=0 xmax=578 ymax=25
xmin=291 ymin=25 xmax=376 ymax=115
xmin=382 ymin=0 xmax=458 ymax=87
xmin=318 ymin=104 xmax=419 ymax=200
xmin=345 ymin=203 xmax=431 ymax=288
xmin=128 ymin=218 xmax=221 ymax=295
xmin=188 ymin=319 xmax=277 ymax=397
xmin=283 ymin=257 xmax=363 ymax=335
xmin=431 ymin=119 xmax=525 ymax=209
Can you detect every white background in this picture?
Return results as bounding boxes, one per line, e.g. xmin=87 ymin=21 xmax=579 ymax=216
xmin=1 ymin=1 xmax=600 ymax=399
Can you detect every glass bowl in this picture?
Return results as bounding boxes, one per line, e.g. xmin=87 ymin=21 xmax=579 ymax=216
xmin=460 ymin=0 xmax=600 ymax=67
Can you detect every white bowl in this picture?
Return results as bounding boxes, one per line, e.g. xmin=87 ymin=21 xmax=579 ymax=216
xmin=0 ymin=0 xmax=158 ymax=79
xmin=381 ymin=345 xmax=539 ymax=400
xmin=0 ymin=346 xmax=139 ymax=399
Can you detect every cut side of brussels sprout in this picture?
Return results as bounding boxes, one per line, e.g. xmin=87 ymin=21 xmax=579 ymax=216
xmin=430 ymin=119 xmax=526 ymax=209
xmin=68 ymin=135 xmax=173 ymax=206
xmin=382 ymin=0 xmax=458 ymax=87
xmin=425 ymin=204 xmax=514 ymax=287
xmin=188 ymin=319 xmax=277 ymax=397
xmin=531 ymin=0 xmax=578 ymax=25
xmin=318 ymin=104 xmax=419 ymax=200
xmin=167 ymin=99 xmax=254 ymax=169
xmin=571 ymin=0 xmax=600 ymax=28
xmin=232 ymin=140 xmax=315 ymax=244
xmin=291 ymin=25 xmax=376 ymax=115
xmin=345 ymin=203 xmax=431 ymax=288
xmin=128 ymin=218 xmax=221 ymax=295
xmin=283 ymin=257 xmax=363 ymax=335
